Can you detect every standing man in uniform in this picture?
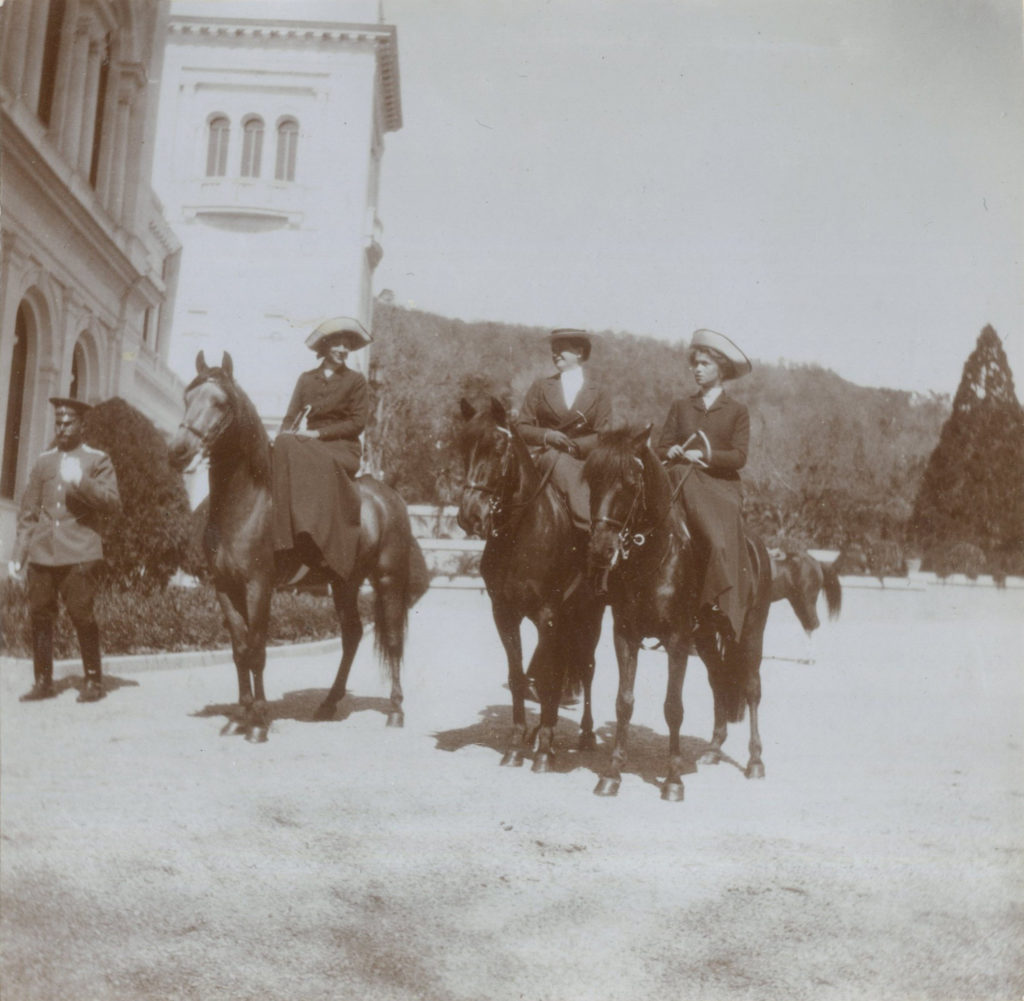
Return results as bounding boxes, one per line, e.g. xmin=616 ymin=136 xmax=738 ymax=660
xmin=9 ymin=397 xmax=121 ymax=703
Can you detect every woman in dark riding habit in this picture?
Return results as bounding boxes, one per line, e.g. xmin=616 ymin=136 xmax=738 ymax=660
xmin=516 ymin=329 xmax=612 ymax=529
xmin=272 ymin=316 xmax=371 ymax=576
xmin=655 ymin=328 xmax=754 ymax=643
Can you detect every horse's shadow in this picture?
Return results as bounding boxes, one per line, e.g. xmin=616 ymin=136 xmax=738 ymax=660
xmin=432 ymin=704 xmax=746 ymax=789
xmin=191 ymin=688 xmax=393 ymax=725
xmin=53 ymin=674 xmax=140 ymax=697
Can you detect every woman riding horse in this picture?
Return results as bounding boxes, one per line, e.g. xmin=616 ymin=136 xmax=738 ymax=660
xmin=655 ymin=328 xmax=755 ymax=645
xmin=516 ymin=329 xmax=612 ymax=530
xmin=272 ymin=317 xmax=370 ymax=579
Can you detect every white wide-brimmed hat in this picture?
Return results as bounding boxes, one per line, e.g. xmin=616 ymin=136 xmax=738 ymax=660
xmin=690 ymin=328 xmax=752 ymax=379
xmin=305 ymin=316 xmax=372 ymax=352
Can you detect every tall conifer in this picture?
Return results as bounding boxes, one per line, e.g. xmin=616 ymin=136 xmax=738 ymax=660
xmin=910 ymin=326 xmax=1024 ymax=569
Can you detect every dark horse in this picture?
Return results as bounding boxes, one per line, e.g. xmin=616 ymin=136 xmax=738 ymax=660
xmin=457 ymin=397 xmax=603 ymax=771
xmin=583 ymin=426 xmax=773 ymax=800
xmin=168 ymin=352 xmax=428 ymax=742
xmin=770 ymin=549 xmax=842 ymax=635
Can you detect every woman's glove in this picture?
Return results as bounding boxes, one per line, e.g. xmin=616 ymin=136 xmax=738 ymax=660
xmin=545 ymin=430 xmax=578 ymax=456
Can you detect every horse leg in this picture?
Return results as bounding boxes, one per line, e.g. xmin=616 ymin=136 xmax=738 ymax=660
xmin=314 ymin=579 xmax=362 ymax=721
xmin=531 ymin=610 xmax=566 ymax=774
xmin=493 ymin=601 xmax=528 ymax=766
xmin=660 ymin=637 xmax=690 ymax=801
xmin=695 ymin=635 xmax=728 ymax=766
xmin=740 ymin=637 xmax=765 ymax=779
xmin=573 ymin=601 xmax=602 ymax=752
xmin=244 ymin=578 xmax=272 ymax=744
xmin=216 ymin=584 xmax=256 ymax=738
xmin=595 ymin=625 xmax=638 ymax=797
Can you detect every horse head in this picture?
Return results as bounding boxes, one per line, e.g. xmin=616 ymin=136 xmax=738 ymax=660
xmin=456 ymin=396 xmax=517 ymax=539
xmin=583 ymin=425 xmax=654 ymax=588
xmin=168 ymin=351 xmax=239 ymax=471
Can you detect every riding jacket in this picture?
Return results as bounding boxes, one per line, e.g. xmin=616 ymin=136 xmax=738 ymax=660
xmin=516 ymin=374 xmax=612 ymax=458
xmin=654 ymin=390 xmax=749 ymax=484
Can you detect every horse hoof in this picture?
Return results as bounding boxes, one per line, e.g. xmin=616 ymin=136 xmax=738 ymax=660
xmin=698 ymin=751 xmax=721 ymax=766
xmin=577 ymin=733 xmax=597 ymax=752
xmin=246 ymin=725 xmax=269 ymax=744
xmin=661 ymin=781 xmax=685 ymax=802
xmin=499 ymin=750 xmax=525 ymax=767
xmin=594 ymin=776 xmax=621 ymax=797
xmin=531 ymin=752 xmax=553 ymax=774
xmin=386 ymin=711 xmax=404 ymax=728
xmin=745 ymin=761 xmax=766 ymax=780
xmin=313 ymin=703 xmax=336 ymax=722
xmin=220 ymin=720 xmax=248 ymax=737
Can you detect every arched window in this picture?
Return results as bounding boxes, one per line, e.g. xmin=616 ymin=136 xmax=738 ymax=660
xmin=240 ymin=116 xmax=264 ymax=178
xmin=275 ymin=118 xmax=299 ymax=181
xmin=70 ymin=340 xmax=86 ymax=401
xmin=2 ymin=305 xmax=30 ymax=498
xmin=206 ymin=115 xmax=230 ymax=177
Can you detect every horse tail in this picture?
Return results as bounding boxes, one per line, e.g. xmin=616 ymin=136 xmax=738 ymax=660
xmin=820 ymin=559 xmax=842 ymax=620
xmin=372 ymin=493 xmax=429 ymax=681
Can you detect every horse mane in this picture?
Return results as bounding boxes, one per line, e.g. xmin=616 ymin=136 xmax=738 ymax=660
xmin=187 ymin=366 xmax=272 ymax=486
xmin=583 ymin=426 xmax=649 ymax=489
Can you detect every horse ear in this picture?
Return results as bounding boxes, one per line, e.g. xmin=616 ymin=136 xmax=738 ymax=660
xmin=488 ymin=396 xmax=507 ymax=424
xmin=221 ymin=353 xmax=233 ymax=378
xmin=631 ymin=423 xmax=653 ymax=452
xmin=196 ymin=351 xmax=208 ymax=374
xmin=459 ymin=398 xmax=476 ymax=421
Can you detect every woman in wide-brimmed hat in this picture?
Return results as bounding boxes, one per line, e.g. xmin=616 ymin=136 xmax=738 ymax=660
xmin=654 ymin=328 xmax=754 ymax=643
xmin=271 ymin=317 xmax=371 ymax=579
xmin=516 ymin=329 xmax=612 ymax=529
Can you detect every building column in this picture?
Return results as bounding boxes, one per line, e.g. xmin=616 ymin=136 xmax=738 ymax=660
xmin=59 ymin=14 xmax=91 ymax=167
xmin=107 ymin=87 xmax=133 ymax=222
xmin=22 ymin=0 xmax=51 ymax=112
xmin=109 ymin=65 xmax=143 ymax=226
xmin=2 ymin=0 xmax=32 ymax=97
xmin=95 ymin=49 xmax=121 ymax=211
xmin=77 ymin=29 xmax=103 ymax=176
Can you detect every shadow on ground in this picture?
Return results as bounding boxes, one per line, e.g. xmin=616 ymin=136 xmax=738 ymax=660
xmin=191 ymin=688 xmax=394 ymax=725
xmin=433 ymin=703 xmax=749 ymax=789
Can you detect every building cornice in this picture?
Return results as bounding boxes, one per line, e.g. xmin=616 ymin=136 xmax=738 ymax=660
xmin=167 ymin=15 xmax=402 ymax=131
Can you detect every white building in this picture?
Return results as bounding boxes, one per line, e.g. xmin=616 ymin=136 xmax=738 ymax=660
xmin=1 ymin=0 xmax=184 ymax=562
xmin=151 ymin=0 xmax=402 ymax=423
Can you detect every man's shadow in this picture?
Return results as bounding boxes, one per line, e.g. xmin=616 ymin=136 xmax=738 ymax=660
xmin=191 ymin=687 xmax=394 ymax=725
xmin=432 ymin=704 xmax=746 ymax=790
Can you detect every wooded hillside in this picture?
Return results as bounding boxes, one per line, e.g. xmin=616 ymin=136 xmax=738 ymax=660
xmin=365 ymin=303 xmax=950 ymax=553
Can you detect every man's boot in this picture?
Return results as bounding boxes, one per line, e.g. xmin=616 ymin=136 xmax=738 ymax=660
xmin=21 ymin=620 xmax=57 ymax=701
xmin=76 ymin=623 xmax=106 ymax=703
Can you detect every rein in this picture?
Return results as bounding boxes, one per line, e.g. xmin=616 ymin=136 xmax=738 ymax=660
xmin=179 ymin=377 xmax=235 ymax=457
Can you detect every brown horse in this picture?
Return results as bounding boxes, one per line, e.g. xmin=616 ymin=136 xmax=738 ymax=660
xmin=770 ymin=549 xmax=842 ymax=634
xmin=168 ymin=352 xmax=428 ymax=742
xmin=457 ymin=397 xmax=603 ymax=771
xmin=583 ymin=426 xmax=773 ymax=800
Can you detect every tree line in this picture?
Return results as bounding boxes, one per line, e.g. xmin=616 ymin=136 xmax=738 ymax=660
xmin=62 ymin=311 xmax=1023 ymax=588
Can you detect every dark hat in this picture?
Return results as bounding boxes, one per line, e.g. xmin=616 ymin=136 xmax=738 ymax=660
xmin=49 ymin=396 xmax=91 ymax=415
xmin=305 ymin=316 xmax=372 ymax=352
xmin=548 ymin=328 xmax=593 ymax=362
xmin=689 ymin=329 xmax=752 ymax=379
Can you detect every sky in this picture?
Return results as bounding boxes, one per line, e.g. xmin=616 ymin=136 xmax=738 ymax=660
xmin=363 ymin=0 xmax=1024 ymax=397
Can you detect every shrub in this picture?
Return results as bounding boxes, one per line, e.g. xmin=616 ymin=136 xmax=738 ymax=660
xmin=0 ymin=579 xmax=363 ymax=659
xmin=83 ymin=398 xmax=194 ymax=591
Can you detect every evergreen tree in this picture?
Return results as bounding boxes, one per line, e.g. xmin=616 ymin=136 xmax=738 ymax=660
xmin=83 ymin=398 xmax=194 ymax=591
xmin=910 ymin=326 xmax=1024 ymax=570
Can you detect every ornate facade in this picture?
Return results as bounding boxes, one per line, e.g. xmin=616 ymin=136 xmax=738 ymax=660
xmin=151 ymin=0 xmax=402 ymax=422
xmin=0 ymin=0 xmax=184 ymax=560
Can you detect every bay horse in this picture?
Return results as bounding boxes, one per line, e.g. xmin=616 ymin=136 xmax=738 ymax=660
xmin=457 ymin=397 xmax=603 ymax=771
xmin=770 ymin=549 xmax=842 ymax=634
xmin=583 ymin=426 xmax=773 ymax=801
xmin=168 ymin=352 xmax=428 ymax=742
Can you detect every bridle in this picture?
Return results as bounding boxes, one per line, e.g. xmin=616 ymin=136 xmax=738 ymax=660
xmin=590 ymin=455 xmax=690 ymax=575
xmin=178 ymin=377 xmax=234 ymax=457
xmin=463 ymin=425 xmax=515 ymax=537
xmin=590 ymin=455 xmax=650 ymax=572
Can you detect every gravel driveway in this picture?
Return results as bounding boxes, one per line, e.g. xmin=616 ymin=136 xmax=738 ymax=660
xmin=2 ymin=581 xmax=1022 ymax=1001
